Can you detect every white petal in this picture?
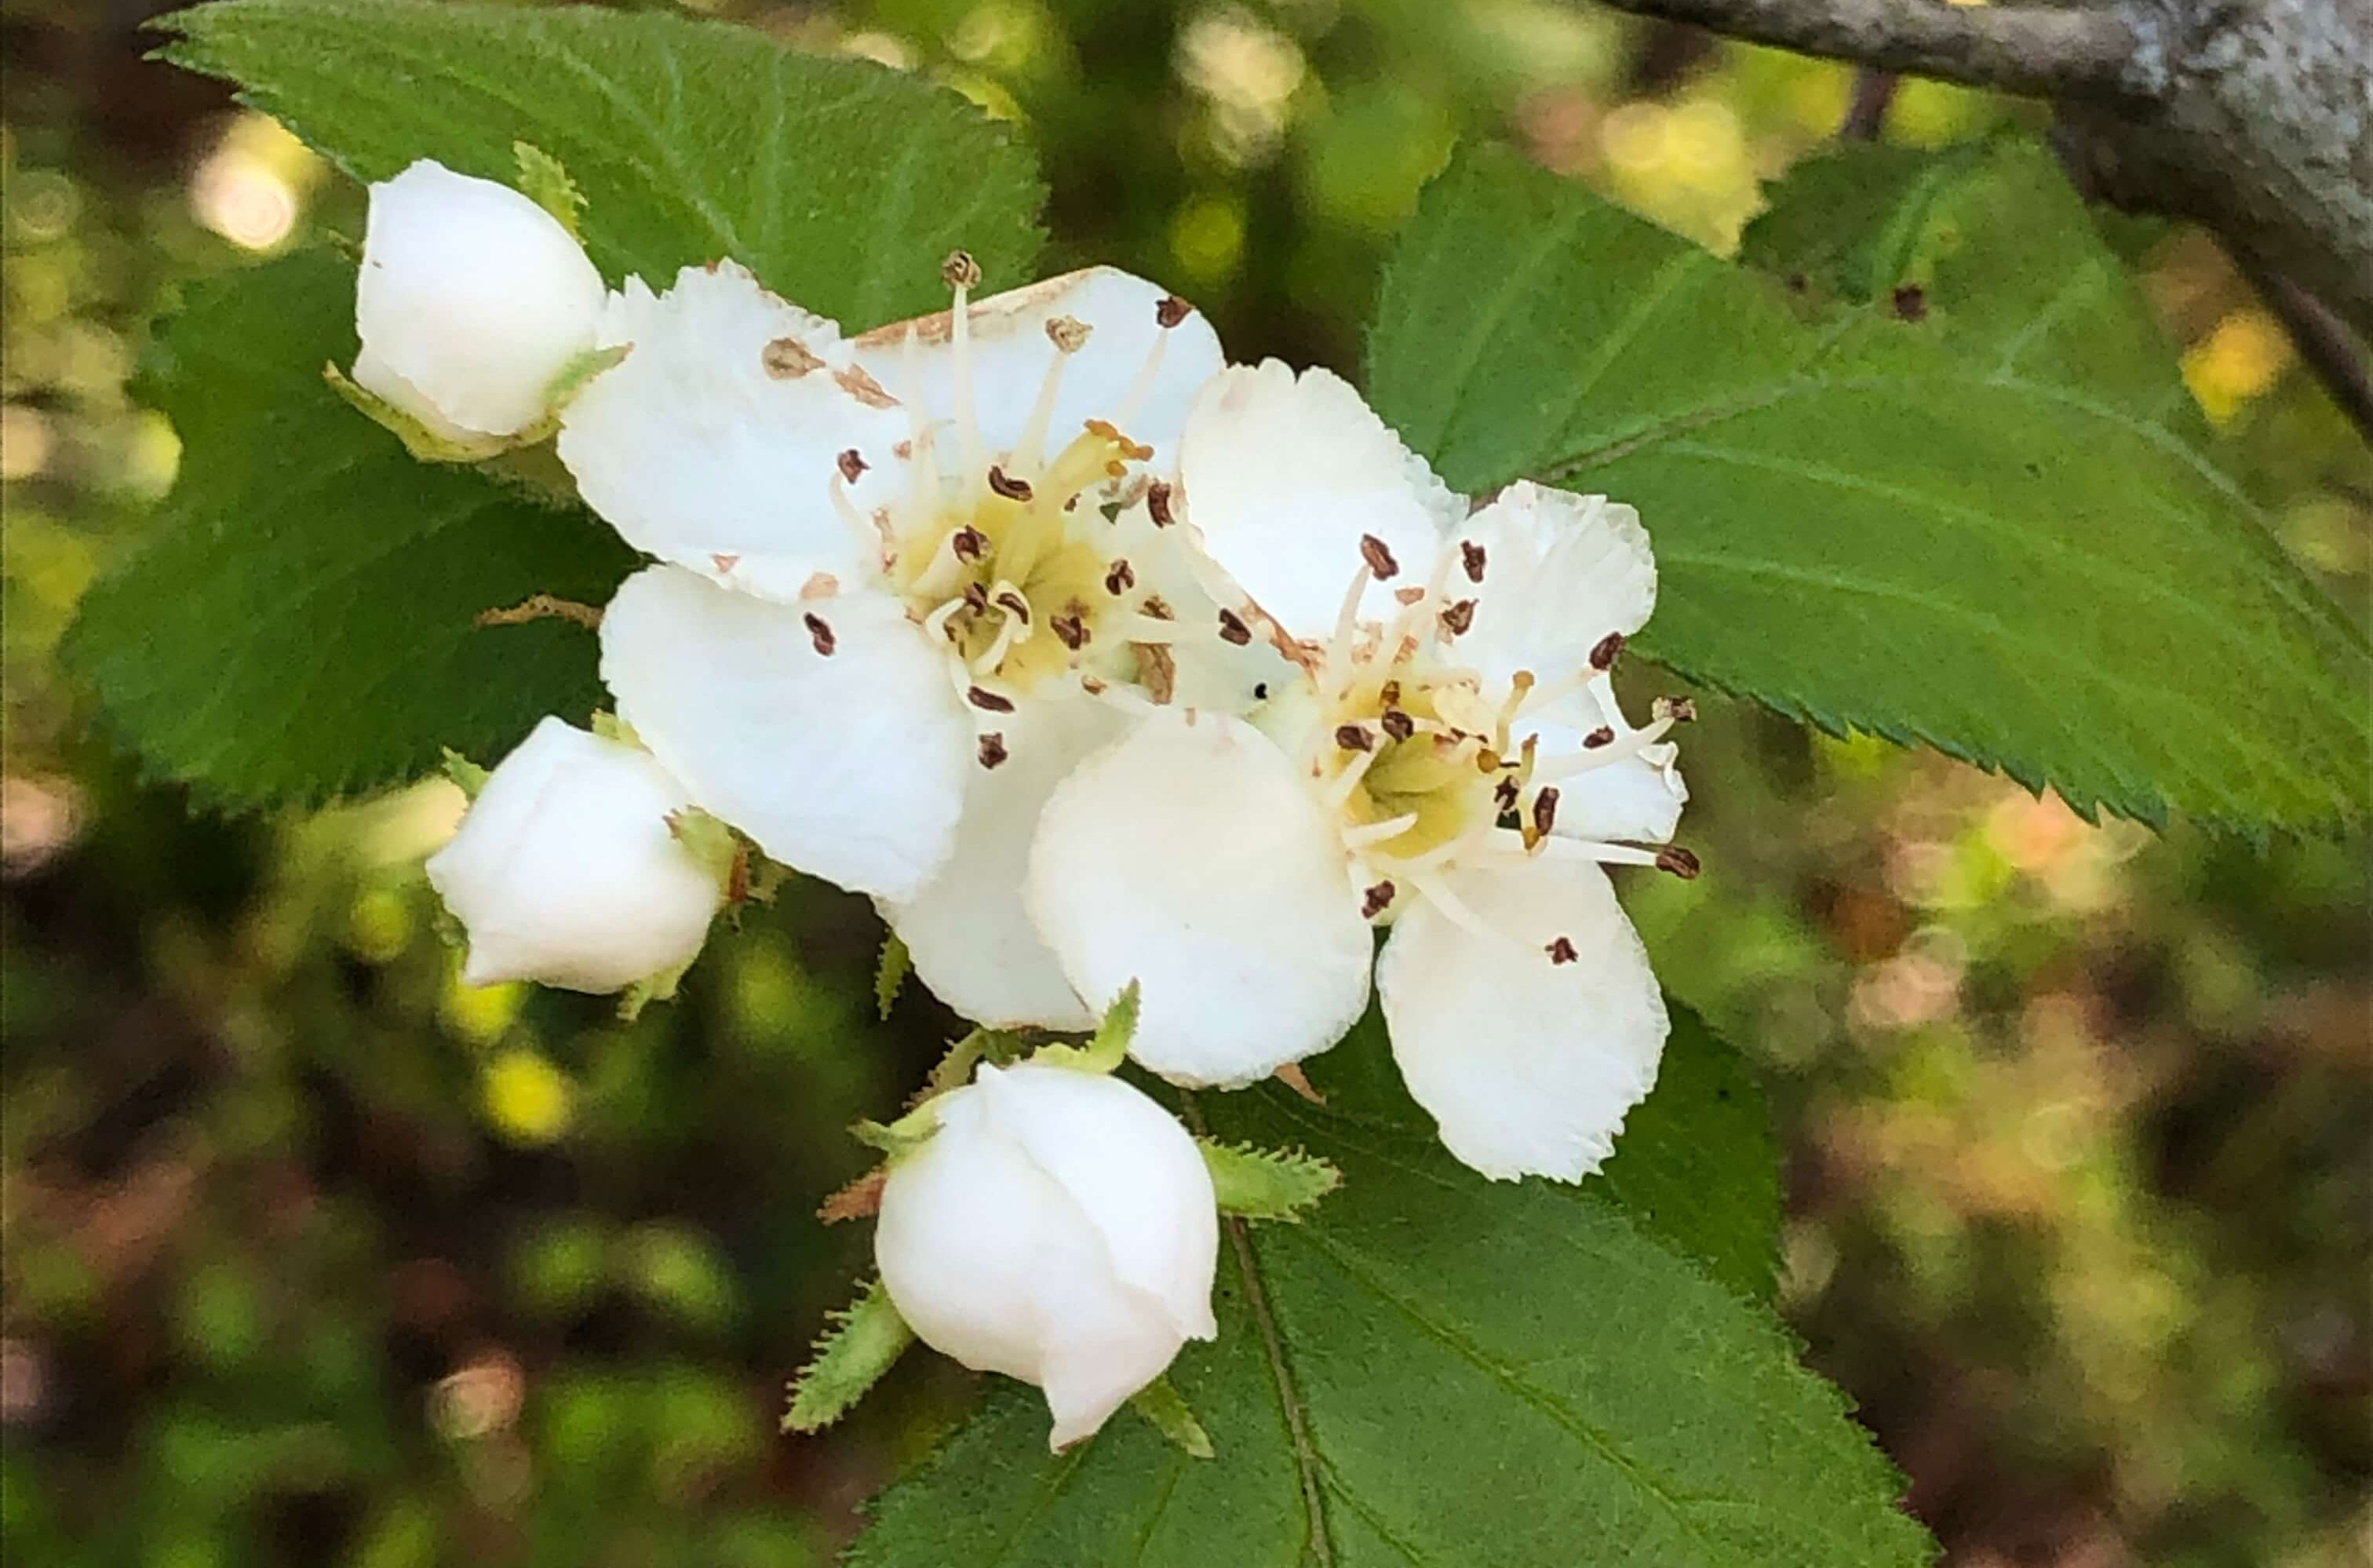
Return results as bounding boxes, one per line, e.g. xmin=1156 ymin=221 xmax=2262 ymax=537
xmin=557 ymin=262 xmax=909 ymax=600
xmin=877 ymin=694 xmax=1126 ymax=1030
xmin=425 ymin=717 xmax=720 ymax=992
xmin=1453 ymin=480 xmax=1657 ymax=691
xmin=1376 ymin=858 xmax=1668 ymax=1182
xmin=1529 ymin=709 xmax=1688 ymax=844
xmin=857 ymin=267 xmax=1223 ymax=473
xmin=598 ymin=565 xmax=968 ymax=900
xmin=973 ymin=1063 xmax=1219 ymax=1343
xmin=1176 ymin=361 xmax=1462 ymax=636
xmin=355 ymin=160 xmax=607 ymax=438
xmin=1026 ymin=710 xmax=1372 ymax=1087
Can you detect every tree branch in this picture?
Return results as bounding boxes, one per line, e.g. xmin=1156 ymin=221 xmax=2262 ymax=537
xmin=1586 ymin=0 xmax=2145 ymax=98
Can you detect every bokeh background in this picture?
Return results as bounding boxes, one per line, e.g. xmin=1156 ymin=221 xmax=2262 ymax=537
xmin=4 ymin=1 xmax=2368 ymax=1563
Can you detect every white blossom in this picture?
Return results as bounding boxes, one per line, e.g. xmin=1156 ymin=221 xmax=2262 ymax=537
xmin=1025 ymin=361 xmax=1690 ymax=1181
xmin=425 ymin=717 xmax=725 ymax=994
xmin=563 ymin=260 xmax=1242 ymax=1020
xmin=352 ymin=160 xmax=607 ymax=440
xmin=873 ymin=1061 xmax=1219 ymax=1449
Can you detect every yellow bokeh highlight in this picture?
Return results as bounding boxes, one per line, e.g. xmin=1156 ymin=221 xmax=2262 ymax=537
xmin=480 ymin=1048 xmax=574 ymax=1146
xmin=1169 ymin=193 xmax=1247 ymax=284
xmin=2182 ymin=308 xmax=2291 ymax=424
xmin=442 ymin=970 xmax=527 ymax=1046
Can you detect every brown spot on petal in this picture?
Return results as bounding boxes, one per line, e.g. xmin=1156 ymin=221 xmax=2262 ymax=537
xmin=1394 ymin=585 xmax=1426 ymax=606
xmin=1132 ymin=642 xmax=1176 ymax=705
xmin=833 ymin=364 xmax=896 ymax=409
xmin=802 ymin=612 xmax=837 ymax=656
xmin=799 ymin=571 xmax=839 ymax=600
xmin=711 ymin=552 xmax=741 ymax=574
xmin=763 ymin=337 xmax=822 ymax=378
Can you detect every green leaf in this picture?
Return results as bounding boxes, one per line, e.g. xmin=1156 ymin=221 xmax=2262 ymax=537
xmin=1366 ymin=139 xmax=2370 ymax=833
xmin=62 ymin=252 xmax=633 ymax=808
xmin=512 ymin=140 xmax=585 ymax=242
xmin=1199 ymin=1140 xmax=1341 ymax=1223
xmin=1128 ymin=1377 xmax=1216 ymax=1461
xmin=784 ymin=1278 xmax=915 ymax=1435
xmin=156 ymin=0 xmax=1046 ymax=326
xmin=850 ymin=1015 xmax=1930 ymax=1566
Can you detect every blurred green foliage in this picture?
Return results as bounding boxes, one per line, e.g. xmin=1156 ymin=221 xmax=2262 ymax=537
xmin=3 ymin=0 xmax=2365 ymax=1564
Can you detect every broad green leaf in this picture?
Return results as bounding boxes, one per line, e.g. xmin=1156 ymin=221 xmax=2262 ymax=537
xmin=850 ymin=1016 xmax=1927 ymax=1566
xmin=158 ymin=0 xmax=1045 ymax=324
xmin=63 ymin=252 xmax=632 ymax=808
xmin=1366 ymin=140 xmax=2369 ymax=833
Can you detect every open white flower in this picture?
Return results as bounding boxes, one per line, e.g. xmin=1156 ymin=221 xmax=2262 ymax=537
xmin=352 ymin=160 xmax=607 ymax=441
xmin=1026 ymin=362 xmax=1691 ymax=1181
xmin=874 ymin=1061 xmax=1219 ymax=1449
xmin=425 ymin=717 xmax=725 ymax=993
xmin=564 ymin=258 xmax=1238 ymax=1019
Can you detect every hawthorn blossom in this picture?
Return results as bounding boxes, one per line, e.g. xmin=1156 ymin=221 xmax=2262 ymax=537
xmin=873 ymin=1060 xmax=1219 ymax=1449
xmin=1026 ymin=361 xmax=1691 ymax=1181
xmin=351 ymin=160 xmax=607 ymax=441
xmin=560 ymin=257 xmax=1236 ymax=1027
xmin=426 ymin=717 xmax=725 ymax=993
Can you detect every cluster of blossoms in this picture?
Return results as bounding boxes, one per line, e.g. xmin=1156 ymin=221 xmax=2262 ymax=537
xmin=358 ymin=157 xmax=1693 ymax=1449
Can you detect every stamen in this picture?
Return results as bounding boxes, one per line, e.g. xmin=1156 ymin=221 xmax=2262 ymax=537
xmin=950 ymin=525 xmax=989 ymax=563
xmin=1546 ymin=936 xmax=1579 ymax=965
xmin=1438 ymin=598 xmax=1477 ymax=639
xmin=1343 ymin=815 xmax=1418 ymax=851
xmin=1154 ymin=294 xmax=1193 ymax=329
xmin=1589 ymin=631 xmax=1625 ymax=670
xmin=837 ymin=448 xmax=868 ymax=483
xmin=941 ymin=250 xmax=986 ymax=484
xmin=1334 ymin=724 xmax=1373 ymax=753
xmin=1322 ymin=564 xmax=1373 ymax=691
xmin=1532 ymin=837 xmax=1662 ymax=868
xmin=1360 ymin=880 xmax=1398 ymax=919
xmin=1216 ymin=608 xmax=1253 ymax=646
xmin=1656 ymin=845 xmax=1702 ymax=879
xmin=1460 ymin=540 xmax=1487 ymax=582
xmin=1652 ymin=695 xmax=1698 ymax=724
xmin=1008 ymin=329 xmax=1077 ymax=474
xmin=1532 ymin=715 xmax=1678 ymax=780
xmin=1380 ymin=709 xmax=1415 ymax=742
xmin=1048 ymin=609 xmax=1090 ymax=651
xmin=1359 ymin=534 xmax=1402 ymax=580
xmin=763 ymin=336 xmax=822 ymax=378
xmin=1112 ymin=324 xmax=1171 ymax=429
xmin=986 ymin=465 xmax=1033 ymax=501
xmin=975 ymin=731 xmax=1009 ymax=770
xmin=1321 ymin=747 xmax=1378 ymax=811
xmin=802 ymin=612 xmax=837 ymax=657
xmin=965 ymin=685 xmax=1015 ymax=713
xmin=1104 ymin=559 xmax=1135 ymax=595
xmin=1144 ymin=480 xmax=1176 ymax=527
xmin=1530 ymin=786 xmax=1560 ymax=839
xmin=1407 ymin=873 xmax=1510 ymax=947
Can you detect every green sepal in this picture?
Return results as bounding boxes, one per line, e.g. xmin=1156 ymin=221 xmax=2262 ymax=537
xmin=541 ymin=341 xmax=630 ymax=410
xmin=1031 ymin=981 xmax=1139 ymax=1075
xmin=616 ymin=957 xmax=691 ymax=1023
xmin=665 ymin=806 xmax=742 ymax=892
xmin=512 ymin=140 xmax=588 ymax=242
xmin=875 ymin=931 xmax=912 ymax=1022
xmin=1199 ymin=1139 xmax=1340 ymax=1222
xmin=782 ymin=1277 xmax=915 ymax=1435
xmin=851 ymin=1098 xmax=942 ymax=1159
xmin=323 ymin=360 xmax=510 ymax=464
xmin=440 ymin=746 xmax=490 ymax=800
xmin=588 ymin=709 xmax=643 ymax=748
xmin=1127 ymin=1377 xmax=1214 ymax=1460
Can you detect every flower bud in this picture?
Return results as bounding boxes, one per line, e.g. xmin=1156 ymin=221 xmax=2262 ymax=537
xmin=427 ymin=717 xmax=724 ymax=993
xmin=353 ymin=160 xmax=607 ymax=439
xmin=874 ymin=1062 xmax=1219 ymax=1449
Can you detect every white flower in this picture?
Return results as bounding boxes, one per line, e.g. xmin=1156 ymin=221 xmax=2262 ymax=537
xmin=425 ymin=717 xmax=725 ymax=993
xmin=352 ymin=160 xmax=607 ymax=440
xmin=564 ymin=259 xmax=1241 ymax=1022
xmin=874 ymin=1061 xmax=1219 ymax=1449
xmin=1025 ymin=362 xmax=1690 ymax=1182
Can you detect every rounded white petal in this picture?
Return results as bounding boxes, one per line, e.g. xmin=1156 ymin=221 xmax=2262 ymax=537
xmin=425 ymin=716 xmax=721 ymax=992
xmin=1453 ymin=480 xmax=1657 ymax=690
xmin=877 ymin=693 xmax=1127 ymax=1030
xmin=355 ymin=160 xmax=607 ymax=438
xmin=857 ymin=267 xmax=1223 ymax=472
xmin=874 ymin=1063 xmax=1216 ymax=1449
xmin=1376 ymin=858 xmax=1668 ymax=1182
xmin=557 ymin=262 xmax=909 ymax=600
xmin=1176 ymin=360 xmax=1462 ymax=636
xmin=1025 ymin=710 xmax=1373 ymax=1087
xmin=598 ymin=565 xmax=968 ymax=900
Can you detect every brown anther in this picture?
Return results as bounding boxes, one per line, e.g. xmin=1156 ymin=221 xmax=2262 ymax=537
xmin=1494 ymin=775 xmax=1522 ymax=809
xmin=1531 ymin=786 xmax=1561 ymax=837
xmin=1131 ymin=642 xmax=1176 ymax=704
xmin=1380 ymin=680 xmax=1402 ymax=706
xmin=1589 ymin=631 xmax=1625 ymax=670
xmin=1216 ymin=608 xmax=1252 ymax=646
xmin=836 ymin=448 xmax=868 ymax=483
xmin=1460 ymin=540 xmax=1487 ymax=582
xmin=1394 ymin=585 xmax=1427 ymax=606
xmin=961 ymin=582 xmax=990 ymax=615
xmin=763 ymin=336 xmax=822 ymax=378
xmin=1154 ymin=294 xmax=1192 ymax=328
xmin=1655 ymin=845 xmax=1702 ymax=879
xmin=803 ymin=612 xmax=837 ymax=656
xmin=1653 ymin=695 xmax=1697 ymax=724
xmin=1474 ymin=747 xmax=1503 ymax=774
xmin=1050 ymin=611 xmax=1090 ymax=651
xmin=711 ymin=552 xmax=742 ymax=574
xmin=833 ymin=364 xmax=896 ymax=408
xmin=1144 ymin=480 xmax=1176 ymax=527
xmin=1044 ymin=314 xmax=1092 ymax=352
xmin=976 ymin=731 xmax=1009 ymax=769
xmin=966 ymin=685 xmax=1015 ymax=713
xmin=1584 ymin=725 xmax=1616 ymax=749
xmin=1438 ymin=598 xmax=1477 ymax=637
xmin=892 ymin=439 xmax=913 ymax=458
xmin=986 ymin=465 xmax=1033 ymax=501
xmin=1335 ymin=724 xmax=1373 ymax=753
xmin=1380 ymin=709 xmax=1415 ymax=742
xmin=1546 ymin=935 xmax=1580 ymax=965
xmin=1081 ymin=674 xmax=1109 ymax=695
xmin=942 ymin=250 xmax=982 ymax=290
xmin=1360 ymin=533 xmax=1402 ymax=580
xmin=1140 ymin=593 xmax=1175 ymax=620
xmin=1361 ymin=881 xmax=1396 ymax=919
xmin=1104 ymin=559 xmax=1136 ymax=596
xmin=993 ymin=589 xmax=1031 ymax=623
xmin=950 ymin=525 xmax=989 ymax=563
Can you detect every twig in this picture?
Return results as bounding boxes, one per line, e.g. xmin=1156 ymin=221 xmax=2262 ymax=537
xmin=2232 ymin=253 xmax=2373 ymax=448
xmin=1839 ymin=68 xmax=1897 ymax=140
